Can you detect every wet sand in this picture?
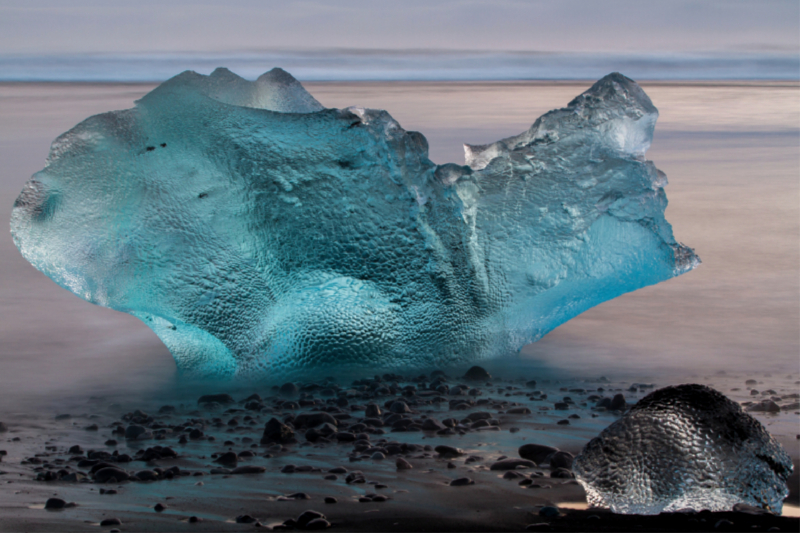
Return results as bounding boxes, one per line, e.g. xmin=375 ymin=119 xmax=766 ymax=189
xmin=0 ymin=80 xmax=798 ymax=530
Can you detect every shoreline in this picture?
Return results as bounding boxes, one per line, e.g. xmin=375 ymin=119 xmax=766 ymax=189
xmin=1 ymin=369 xmax=797 ymax=532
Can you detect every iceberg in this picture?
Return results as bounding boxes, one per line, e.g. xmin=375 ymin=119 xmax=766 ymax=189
xmin=10 ymin=68 xmax=698 ymax=378
xmin=573 ymin=384 xmax=793 ymax=514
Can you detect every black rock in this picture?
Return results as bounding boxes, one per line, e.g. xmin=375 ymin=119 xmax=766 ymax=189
xmin=609 ymin=393 xmax=627 ymax=411
xmin=100 ymin=518 xmax=122 ymax=526
xmin=279 ymin=383 xmax=299 ymax=397
xmin=215 ymin=451 xmax=238 ymax=466
xmin=747 ymin=400 xmax=781 ymax=413
xmin=68 ymin=445 xmax=83 ymax=454
xmin=44 ymin=498 xmax=67 ymax=510
xmin=0 ymin=422 xmax=7 ymax=433
xmin=94 ymin=467 xmax=130 ymax=483
xmin=135 ymin=470 xmax=159 ymax=481
xmin=124 ymin=425 xmax=148 ymax=440
xmin=262 ymin=417 xmax=295 ymax=444
xmin=197 ymin=394 xmax=234 ymax=405
xmin=466 ymin=411 xmax=491 ymax=422
xmin=449 ymin=477 xmax=474 ymax=486
xmin=549 ymin=451 xmax=574 ymax=469
xmin=389 ymin=401 xmax=411 ymax=414
xmin=463 ymin=366 xmax=491 ymax=381
xmin=154 ymin=503 xmax=167 ymax=512
xmin=490 ymin=459 xmax=535 ymax=471
xmin=305 ymin=518 xmax=331 ymax=530
xmin=236 ymin=514 xmax=257 ymax=523
xmin=435 ymin=445 xmax=464 ymax=457
xmin=421 ymin=418 xmax=445 ymax=431
xmin=396 ymin=458 xmax=413 ymax=470
xmin=550 ymin=467 xmax=574 ymax=478
xmin=231 ymin=465 xmax=266 ymax=474
xmin=365 ymin=404 xmax=382 ymax=417
xmin=538 ymin=505 xmax=560 ymax=517
xmin=519 ymin=443 xmax=559 ymax=465
xmin=296 ymin=510 xmax=326 ymax=528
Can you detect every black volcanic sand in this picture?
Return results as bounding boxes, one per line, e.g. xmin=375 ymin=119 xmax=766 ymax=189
xmin=0 ymin=369 xmax=797 ymax=532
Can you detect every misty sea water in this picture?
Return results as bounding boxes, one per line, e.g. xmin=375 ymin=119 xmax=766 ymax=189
xmin=0 ymin=80 xmax=797 ymax=405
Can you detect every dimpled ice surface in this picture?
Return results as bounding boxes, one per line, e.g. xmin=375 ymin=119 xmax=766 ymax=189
xmin=574 ymin=384 xmax=793 ymax=515
xmin=11 ymin=68 xmax=698 ymax=378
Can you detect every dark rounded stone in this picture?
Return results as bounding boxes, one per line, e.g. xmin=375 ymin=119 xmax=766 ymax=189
xmin=538 ymin=505 xmax=560 ymax=517
xmin=124 ymin=425 xmax=147 ymax=440
xmin=490 ymin=459 xmax=535 ymax=471
xmin=279 ymin=383 xmax=299 ymax=397
xmin=609 ymin=393 xmax=627 ymax=411
xmin=261 ymin=417 xmax=295 ymax=444
xmin=519 ymin=444 xmax=559 ymax=465
xmin=44 ymin=498 xmax=67 ymax=509
xmin=154 ymin=503 xmax=167 ymax=512
xmin=231 ymin=465 xmax=266 ymax=474
xmin=135 ymin=470 xmax=159 ymax=481
xmin=365 ymin=404 xmax=382 ymax=417
xmin=296 ymin=510 xmax=326 ymax=528
xmin=94 ymin=467 xmax=130 ymax=483
xmin=549 ymin=451 xmax=574 ymax=469
xmin=197 ymin=393 xmax=234 ymax=405
xmin=215 ymin=451 xmax=238 ymax=466
xmin=463 ymin=366 xmax=491 ymax=381
xmin=305 ymin=518 xmax=331 ymax=530
xmin=389 ymin=401 xmax=411 ymax=414
xmin=449 ymin=477 xmax=474 ymax=486
xmin=235 ymin=514 xmax=257 ymax=523
xmin=100 ymin=518 xmax=122 ymax=526
xmin=435 ymin=445 xmax=464 ymax=457
xmin=550 ymin=467 xmax=574 ymax=478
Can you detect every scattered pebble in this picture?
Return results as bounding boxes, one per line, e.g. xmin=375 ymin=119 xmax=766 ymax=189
xmin=463 ymin=366 xmax=491 ymax=381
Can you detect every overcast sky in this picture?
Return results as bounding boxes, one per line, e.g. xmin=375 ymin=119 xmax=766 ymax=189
xmin=1 ymin=0 xmax=798 ymax=55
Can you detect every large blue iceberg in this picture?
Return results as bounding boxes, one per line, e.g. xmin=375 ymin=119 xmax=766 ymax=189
xmin=11 ymin=68 xmax=698 ymax=378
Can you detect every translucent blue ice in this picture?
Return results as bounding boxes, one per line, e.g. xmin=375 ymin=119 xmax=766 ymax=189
xmin=11 ymin=68 xmax=698 ymax=378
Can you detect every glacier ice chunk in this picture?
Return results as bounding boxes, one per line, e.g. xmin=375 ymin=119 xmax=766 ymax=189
xmin=574 ymin=384 xmax=793 ymax=515
xmin=10 ymin=68 xmax=698 ymax=378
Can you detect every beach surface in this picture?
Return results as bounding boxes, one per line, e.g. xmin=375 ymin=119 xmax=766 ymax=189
xmin=0 ymin=80 xmax=798 ymax=530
